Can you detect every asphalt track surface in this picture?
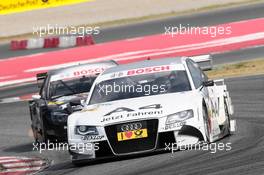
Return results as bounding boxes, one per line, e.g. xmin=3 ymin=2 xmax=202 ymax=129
xmin=1 ymin=2 xmax=264 ymax=59
xmin=0 ymin=74 xmax=263 ymax=175
xmin=0 ymin=3 xmax=264 ymax=175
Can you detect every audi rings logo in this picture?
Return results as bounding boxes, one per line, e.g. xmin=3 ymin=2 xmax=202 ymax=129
xmin=121 ymin=123 xmax=142 ymax=132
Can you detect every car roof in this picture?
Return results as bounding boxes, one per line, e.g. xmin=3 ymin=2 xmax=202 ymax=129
xmin=48 ymin=60 xmax=118 ymax=76
xmin=102 ymin=57 xmax=186 ymax=75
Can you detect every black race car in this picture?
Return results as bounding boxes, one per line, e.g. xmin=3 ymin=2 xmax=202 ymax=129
xmin=29 ymin=60 xmax=117 ymax=143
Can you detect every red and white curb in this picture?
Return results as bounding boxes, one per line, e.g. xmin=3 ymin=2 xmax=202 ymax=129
xmin=0 ymin=156 xmax=47 ymax=175
xmin=10 ymin=35 xmax=94 ymax=50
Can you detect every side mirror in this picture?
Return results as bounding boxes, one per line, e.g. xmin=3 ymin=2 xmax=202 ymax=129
xmin=32 ymin=94 xmax=41 ymax=100
xmin=80 ymin=99 xmax=86 ymax=107
xmin=70 ymin=99 xmax=86 ymax=107
xmin=203 ymin=80 xmax=214 ymax=87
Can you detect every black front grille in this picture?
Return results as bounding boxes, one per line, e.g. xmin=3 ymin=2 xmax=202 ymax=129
xmin=105 ymin=119 xmax=158 ymax=155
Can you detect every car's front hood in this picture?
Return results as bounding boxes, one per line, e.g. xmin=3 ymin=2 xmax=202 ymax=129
xmin=69 ymin=91 xmax=202 ymax=126
xmin=48 ymin=93 xmax=88 ymax=112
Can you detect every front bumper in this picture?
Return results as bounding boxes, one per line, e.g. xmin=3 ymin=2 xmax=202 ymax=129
xmin=69 ymin=131 xmax=177 ymax=160
xmin=69 ymin=119 xmax=203 ymax=160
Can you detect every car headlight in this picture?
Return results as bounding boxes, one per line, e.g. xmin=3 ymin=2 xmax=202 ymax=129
xmin=75 ymin=126 xmax=99 ymax=136
xmin=51 ymin=111 xmax=68 ymax=123
xmin=166 ymin=110 xmax=194 ymax=124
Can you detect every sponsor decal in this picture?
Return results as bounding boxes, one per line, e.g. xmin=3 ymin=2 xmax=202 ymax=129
xmin=104 ymin=107 xmax=134 ymax=116
xmin=73 ymin=67 xmax=105 ymax=77
xmin=82 ymin=108 xmax=98 ymax=112
xmin=81 ymin=135 xmax=104 ymax=141
xmin=81 ymin=105 xmax=99 ymax=112
xmin=101 ymin=104 xmax=163 ymax=122
xmin=117 ymin=121 xmax=148 ymax=141
xmin=127 ymin=65 xmax=171 ymax=76
xmin=117 ymin=129 xmax=148 ymax=141
xmin=108 ymin=65 xmax=172 ymax=79
xmin=165 ymin=121 xmax=186 ymax=130
xmin=110 ymin=72 xmax=125 ymax=79
xmin=50 ymin=67 xmax=106 ymax=82
xmin=48 ymin=101 xmax=64 ymax=105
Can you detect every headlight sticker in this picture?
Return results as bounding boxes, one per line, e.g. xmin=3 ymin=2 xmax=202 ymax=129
xmin=165 ymin=121 xmax=186 ymax=130
xmin=81 ymin=135 xmax=104 ymax=141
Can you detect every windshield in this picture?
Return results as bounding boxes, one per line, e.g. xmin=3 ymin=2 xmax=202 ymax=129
xmin=89 ymin=70 xmax=191 ymax=104
xmin=49 ymin=76 xmax=96 ymax=99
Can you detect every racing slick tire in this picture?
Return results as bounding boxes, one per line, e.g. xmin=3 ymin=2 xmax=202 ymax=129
xmin=202 ymin=105 xmax=211 ymax=143
xmin=71 ymin=159 xmax=87 ymax=167
xmin=224 ymin=99 xmax=231 ymax=135
xmin=70 ymin=154 xmax=93 ymax=167
xmin=35 ymin=116 xmax=49 ymax=143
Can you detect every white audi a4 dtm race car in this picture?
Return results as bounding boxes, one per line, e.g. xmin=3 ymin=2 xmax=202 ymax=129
xmin=67 ymin=56 xmax=235 ymax=165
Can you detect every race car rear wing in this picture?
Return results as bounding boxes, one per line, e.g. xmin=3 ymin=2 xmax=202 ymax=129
xmin=36 ymin=72 xmax=47 ymax=88
xmin=189 ymin=55 xmax=213 ymax=71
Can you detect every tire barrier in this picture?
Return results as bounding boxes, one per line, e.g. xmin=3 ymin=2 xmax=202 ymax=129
xmin=10 ymin=40 xmax=28 ymax=50
xmin=10 ymin=35 xmax=95 ymax=50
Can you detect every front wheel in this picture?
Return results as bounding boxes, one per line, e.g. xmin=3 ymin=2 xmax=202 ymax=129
xmin=35 ymin=117 xmax=49 ymax=143
xmin=72 ymin=159 xmax=85 ymax=167
xmin=202 ymin=106 xmax=211 ymax=143
xmin=224 ymin=99 xmax=231 ymax=135
xmin=71 ymin=155 xmax=91 ymax=167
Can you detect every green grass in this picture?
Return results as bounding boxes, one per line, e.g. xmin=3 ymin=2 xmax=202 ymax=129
xmin=206 ymin=58 xmax=264 ymax=79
